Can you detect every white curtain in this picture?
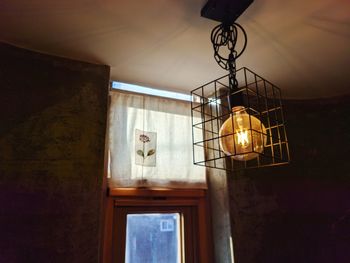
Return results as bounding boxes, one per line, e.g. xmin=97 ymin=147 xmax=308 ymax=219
xmin=108 ymin=91 xmax=206 ymax=188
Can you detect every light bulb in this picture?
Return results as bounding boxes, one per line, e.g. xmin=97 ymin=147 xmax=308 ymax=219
xmin=219 ymin=106 xmax=266 ymax=161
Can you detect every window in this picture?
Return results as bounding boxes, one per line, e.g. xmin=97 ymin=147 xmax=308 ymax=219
xmin=125 ymin=213 xmax=180 ymax=263
xmin=103 ymin=189 xmax=213 ymax=263
xmin=104 ymin=83 xmax=212 ymax=262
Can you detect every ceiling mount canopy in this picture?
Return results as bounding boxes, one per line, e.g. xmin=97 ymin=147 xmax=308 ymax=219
xmin=201 ymin=0 xmax=254 ymax=25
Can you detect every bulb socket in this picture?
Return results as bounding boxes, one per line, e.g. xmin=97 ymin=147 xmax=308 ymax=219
xmin=228 ymin=91 xmax=244 ymax=109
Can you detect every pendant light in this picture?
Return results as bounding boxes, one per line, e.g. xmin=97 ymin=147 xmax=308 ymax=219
xmin=191 ymin=21 xmax=290 ymax=171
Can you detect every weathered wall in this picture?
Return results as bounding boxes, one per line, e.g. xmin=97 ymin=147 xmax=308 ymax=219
xmin=207 ymin=169 xmax=233 ymax=263
xmin=0 ymin=43 xmax=109 ymax=262
xmin=229 ymin=96 xmax=350 ymax=263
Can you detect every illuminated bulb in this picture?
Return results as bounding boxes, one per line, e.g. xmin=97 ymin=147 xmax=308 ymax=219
xmin=219 ymin=106 xmax=266 ymax=161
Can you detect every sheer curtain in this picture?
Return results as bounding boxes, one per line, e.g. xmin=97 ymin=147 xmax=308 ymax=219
xmin=108 ymin=91 xmax=206 ymax=188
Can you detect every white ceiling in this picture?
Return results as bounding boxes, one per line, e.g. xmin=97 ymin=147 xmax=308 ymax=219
xmin=1 ymin=0 xmax=349 ymax=98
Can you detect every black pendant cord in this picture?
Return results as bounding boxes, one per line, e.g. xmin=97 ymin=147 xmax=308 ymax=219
xmin=211 ymin=22 xmax=247 ymax=92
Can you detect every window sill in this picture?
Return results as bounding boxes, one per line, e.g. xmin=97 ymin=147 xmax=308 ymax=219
xmin=108 ymin=187 xmax=206 ymax=198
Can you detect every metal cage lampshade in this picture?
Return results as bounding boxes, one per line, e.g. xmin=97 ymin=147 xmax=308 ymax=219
xmin=191 ymin=67 xmax=290 ymax=171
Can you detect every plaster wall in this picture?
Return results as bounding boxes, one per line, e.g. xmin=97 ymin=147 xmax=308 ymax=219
xmin=0 ymin=43 xmax=109 ymax=262
xmin=229 ymin=96 xmax=350 ymax=263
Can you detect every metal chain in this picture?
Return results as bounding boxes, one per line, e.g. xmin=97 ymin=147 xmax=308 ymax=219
xmin=211 ymin=23 xmax=247 ymax=90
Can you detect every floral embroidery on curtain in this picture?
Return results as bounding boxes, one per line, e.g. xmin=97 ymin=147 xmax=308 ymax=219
xmin=135 ymin=129 xmax=157 ymax=167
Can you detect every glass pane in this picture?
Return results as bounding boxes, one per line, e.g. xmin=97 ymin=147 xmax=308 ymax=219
xmin=125 ymin=213 xmax=181 ymax=263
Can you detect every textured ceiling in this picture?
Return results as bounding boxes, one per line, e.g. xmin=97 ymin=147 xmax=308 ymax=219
xmin=1 ymin=0 xmax=349 ymax=98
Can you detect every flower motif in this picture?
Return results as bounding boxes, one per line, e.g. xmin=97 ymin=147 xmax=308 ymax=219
xmin=139 ymin=134 xmax=150 ymax=143
xmin=135 ymin=130 xmax=156 ymax=167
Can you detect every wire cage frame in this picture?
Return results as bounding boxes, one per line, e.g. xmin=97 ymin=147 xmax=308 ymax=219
xmin=191 ymin=67 xmax=290 ymax=171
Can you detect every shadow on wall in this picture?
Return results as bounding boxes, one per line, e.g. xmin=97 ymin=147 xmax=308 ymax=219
xmin=228 ymin=95 xmax=350 ymax=263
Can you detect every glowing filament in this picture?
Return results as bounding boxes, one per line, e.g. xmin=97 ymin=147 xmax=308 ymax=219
xmin=237 ymin=130 xmax=249 ymax=147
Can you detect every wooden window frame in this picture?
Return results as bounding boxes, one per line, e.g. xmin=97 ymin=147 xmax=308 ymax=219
xmin=103 ymin=188 xmax=213 ymax=263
